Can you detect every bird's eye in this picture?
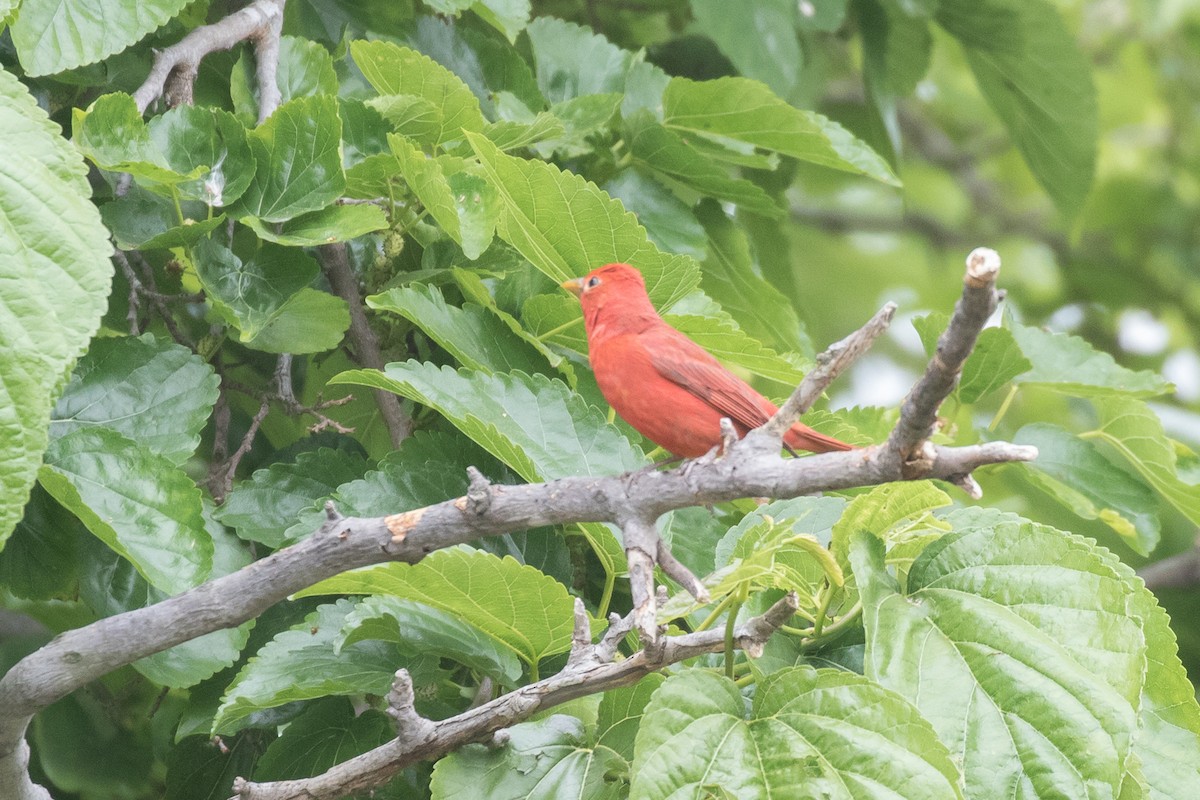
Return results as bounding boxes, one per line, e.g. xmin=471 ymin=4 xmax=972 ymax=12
xmin=586 ymin=276 xmax=602 ymax=289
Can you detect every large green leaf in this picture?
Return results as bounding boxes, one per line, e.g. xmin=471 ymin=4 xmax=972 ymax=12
xmin=631 ymin=668 xmax=961 ymax=799
xmin=214 ymin=448 xmax=368 ymax=548
xmin=229 ymin=95 xmax=344 ymax=222
xmin=192 ymin=238 xmax=317 ymax=340
xmin=146 ymin=104 xmax=256 ymax=206
xmin=0 ymin=68 xmax=112 ymax=548
xmin=333 ymin=361 xmax=647 ymax=481
xmin=338 ymin=595 xmax=522 ymax=684
xmin=1086 ymin=397 xmax=1200 ymax=526
xmin=350 ymin=39 xmax=485 ymax=145
xmin=101 ymin=187 xmax=226 ymax=250
xmin=1014 ymin=423 xmax=1161 ymax=555
xmin=691 ymin=0 xmax=801 ymax=99
xmin=936 ymin=0 xmax=1097 ymax=213
xmin=213 ymin=600 xmax=399 ymax=735
xmin=11 ymin=0 xmax=191 ymax=75
xmin=51 ymin=334 xmax=219 ymax=466
xmin=625 ymin=113 xmax=782 ymax=218
xmin=242 ymin=205 xmax=389 ymax=246
xmin=1009 ymin=320 xmax=1170 ymax=397
xmin=390 ymin=134 xmax=499 ymax=258
xmin=253 ymin=698 xmax=395 ymax=783
xmin=596 ymin=673 xmax=665 ymax=763
xmin=39 ymin=428 xmax=212 ymax=593
xmin=604 ymin=169 xmax=707 ymax=260
xmin=830 ymin=481 xmax=951 ymax=565
xmin=431 ymin=715 xmax=627 ymax=800
xmin=662 ymin=77 xmax=899 ymax=186
xmin=466 ymin=130 xmax=701 ymax=308
xmin=0 ymin=486 xmax=80 ymax=600
xmin=957 ymin=327 xmax=1031 ymax=403
xmin=852 ymin=522 xmax=1145 ymax=799
xmin=422 ymin=0 xmax=531 ymax=44
xmin=79 ymin=511 xmax=252 ymax=688
xmin=73 ymin=93 xmax=200 ymax=187
xmin=694 ymin=200 xmax=803 ymax=353
xmin=368 ymin=284 xmax=551 ymax=375
xmin=298 ymin=548 xmax=577 ymax=668
xmin=525 ymin=17 xmax=632 ymax=104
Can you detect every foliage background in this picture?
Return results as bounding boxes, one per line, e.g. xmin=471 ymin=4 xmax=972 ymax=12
xmin=1 ymin=0 xmax=1199 ymax=798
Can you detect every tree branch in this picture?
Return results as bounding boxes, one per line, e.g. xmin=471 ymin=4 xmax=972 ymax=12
xmin=0 ymin=250 xmax=1035 ymax=800
xmin=230 ymin=594 xmax=800 ymax=800
xmin=317 ymin=244 xmax=413 ymax=447
xmin=132 ymin=0 xmax=288 ymax=114
xmin=1139 ymin=544 xmax=1200 ymax=590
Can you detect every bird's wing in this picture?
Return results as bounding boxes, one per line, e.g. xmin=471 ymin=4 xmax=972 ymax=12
xmin=643 ymin=327 xmax=773 ymax=431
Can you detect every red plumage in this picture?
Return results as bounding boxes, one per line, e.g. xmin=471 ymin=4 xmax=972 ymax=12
xmin=564 ymin=263 xmax=851 ymax=459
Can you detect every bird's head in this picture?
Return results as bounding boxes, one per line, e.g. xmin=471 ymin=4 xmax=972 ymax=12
xmin=562 ymin=263 xmax=649 ymax=314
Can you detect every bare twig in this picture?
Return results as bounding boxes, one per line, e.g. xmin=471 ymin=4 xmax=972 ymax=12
xmin=230 ymin=594 xmax=799 ymax=800
xmin=762 ymin=301 xmax=898 ymax=440
xmin=132 ymin=0 xmax=288 ymax=113
xmin=317 ymin=243 xmax=412 ymax=447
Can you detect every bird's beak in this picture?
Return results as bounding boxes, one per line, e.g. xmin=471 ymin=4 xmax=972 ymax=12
xmin=562 ymin=277 xmax=585 ymax=298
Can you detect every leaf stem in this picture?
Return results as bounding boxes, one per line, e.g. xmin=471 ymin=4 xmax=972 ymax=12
xmin=810 ymin=580 xmax=835 ymax=638
xmin=799 ymin=600 xmax=863 ymax=651
xmin=534 ymin=316 xmax=584 ymax=342
xmin=988 ymin=385 xmax=1019 ymax=432
xmin=724 ymin=598 xmax=742 ymax=680
xmin=597 ymin=567 xmax=615 ymax=620
xmin=695 ymin=592 xmax=736 ymax=632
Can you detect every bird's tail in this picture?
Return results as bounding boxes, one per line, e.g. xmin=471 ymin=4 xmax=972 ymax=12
xmin=785 ymin=423 xmax=853 ymax=453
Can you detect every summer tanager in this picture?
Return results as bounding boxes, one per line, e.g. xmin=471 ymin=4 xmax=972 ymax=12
xmin=563 ymin=263 xmax=851 ymax=458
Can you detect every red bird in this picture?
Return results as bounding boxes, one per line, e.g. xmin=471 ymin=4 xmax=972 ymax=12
xmin=563 ymin=263 xmax=851 ymax=458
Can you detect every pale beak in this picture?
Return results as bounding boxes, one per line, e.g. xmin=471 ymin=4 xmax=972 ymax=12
xmin=562 ymin=277 xmax=585 ymax=297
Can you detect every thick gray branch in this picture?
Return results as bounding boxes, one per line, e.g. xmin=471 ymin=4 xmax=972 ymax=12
xmin=132 ymin=0 xmax=287 ymax=114
xmin=1139 ymin=544 xmax=1200 ymax=590
xmin=231 ymin=594 xmax=799 ymax=800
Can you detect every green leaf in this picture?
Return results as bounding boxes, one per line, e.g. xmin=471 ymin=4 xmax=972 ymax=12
xmin=101 ymin=187 xmax=226 ymax=250
xmin=229 ymin=95 xmax=345 ymax=222
xmin=255 ymin=700 xmax=391 ymax=782
xmin=192 ymin=238 xmax=318 ymax=340
xmin=298 ymin=548 xmax=577 ymax=668
xmin=215 ymin=448 xmax=368 ymax=548
xmin=467 ymin=131 xmax=701 ymax=308
xmin=694 ymin=200 xmax=804 ymax=353
xmin=1014 ymin=423 xmax=1161 ymax=555
xmin=470 ymin=0 xmax=531 ymax=42
xmin=0 ymin=69 xmax=113 ymax=547
xmin=73 ymin=93 xmax=194 ymax=185
xmin=596 ymin=674 xmax=665 ymax=763
xmin=1086 ymin=397 xmax=1200 ymax=526
xmin=333 ymin=361 xmax=646 ymax=481
xmin=662 ymin=77 xmax=900 ymax=186
xmin=691 ymin=0 xmax=801 ymax=99
xmin=936 ymin=0 xmax=1097 ymax=213
xmin=39 ymin=428 xmax=211 ymax=593
xmin=483 ymin=113 xmax=566 ymax=151
xmin=213 ymin=600 xmax=400 ymax=735
xmin=79 ymin=512 xmax=252 ymax=688
xmin=51 ymin=334 xmax=219 ymax=466
xmin=852 ymin=522 xmax=1144 ymax=799
xmin=339 ymin=595 xmax=522 ymax=684
xmin=254 ymin=698 xmax=394 ymax=782
xmin=957 ymin=327 xmax=1031 ymax=403
xmin=242 ymin=204 xmax=389 ymax=246
xmin=230 ymin=35 xmax=337 ymax=122
xmin=432 ymin=715 xmax=627 ymax=800
xmin=11 ymin=0 xmax=191 ymax=75
xmin=603 ymin=169 xmax=707 ymax=260
xmin=146 ymin=104 xmax=256 ymax=206
xmin=351 ymin=39 xmax=485 ymax=145
xmin=625 ymin=113 xmax=782 ymax=218
xmin=365 ymin=94 xmax=442 ymax=145
xmin=390 ymin=134 xmax=499 ymax=258
xmin=526 ymin=17 xmax=633 ymax=103
xmin=830 ymin=481 xmax=951 ymax=565
xmin=1009 ymin=320 xmax=1170 ymax=397
xmin=631 ymin=668 xmax=961 ymax=799
xmin=245 ymin=289 xmax=350 ymax=354
xmin=0 ymin=486 xmax=80 ymax=600
xmin=368 ymin=284 xmax=551 ymax=375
